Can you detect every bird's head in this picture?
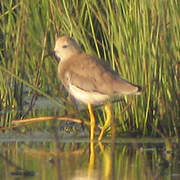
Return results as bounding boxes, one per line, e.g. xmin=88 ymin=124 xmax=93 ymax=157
xmin=53 ymin=36 xmax=81 ymax=62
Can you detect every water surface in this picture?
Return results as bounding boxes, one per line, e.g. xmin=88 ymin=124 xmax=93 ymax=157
xmin=0 ymin=134 xmax=179 ymax=180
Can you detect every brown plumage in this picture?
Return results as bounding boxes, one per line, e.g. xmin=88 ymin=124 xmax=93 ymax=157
xmin=53 ymin=36 xmax=141 ymax=104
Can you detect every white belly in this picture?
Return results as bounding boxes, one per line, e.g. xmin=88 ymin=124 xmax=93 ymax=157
xmin=68 ymin=84 xmax=109 ymax=105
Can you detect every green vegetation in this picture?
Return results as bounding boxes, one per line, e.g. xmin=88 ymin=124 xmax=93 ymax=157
xmin=0 ymin=0 xmax=179 ymax=137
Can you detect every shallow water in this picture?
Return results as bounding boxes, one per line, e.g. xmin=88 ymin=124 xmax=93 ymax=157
xmin=0 ymin=134 xmax=180 ymax=180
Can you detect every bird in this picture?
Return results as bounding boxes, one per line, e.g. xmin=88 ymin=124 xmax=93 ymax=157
xmin=51 ymin=35 xmax=142 ymax=141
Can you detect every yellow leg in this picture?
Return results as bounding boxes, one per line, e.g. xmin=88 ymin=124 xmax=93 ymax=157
xmin=88 ymin=103 xmax=96 ymax=141
xmin=98 ymin=102 xmax=113 ymax=141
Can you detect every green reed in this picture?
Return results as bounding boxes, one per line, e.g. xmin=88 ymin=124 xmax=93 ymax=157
xmin=0 ymin=0 xmax=179 ymax=137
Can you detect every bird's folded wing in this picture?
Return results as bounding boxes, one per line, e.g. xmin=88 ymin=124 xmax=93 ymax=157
xmin=66 ymin=55 xmax=119 ymax=95
xmin=65 ymin=54 xmax=141 ymax=96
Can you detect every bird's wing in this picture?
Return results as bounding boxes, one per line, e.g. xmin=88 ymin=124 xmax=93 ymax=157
xmin=60 ymin=53 xmax=140 ymax=96
xmin=65 ymin=54 xmax=117 ymax=95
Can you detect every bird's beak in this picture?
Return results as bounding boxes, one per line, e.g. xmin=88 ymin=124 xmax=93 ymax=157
xmin=44 ymin=51 xmax=61 ymax=64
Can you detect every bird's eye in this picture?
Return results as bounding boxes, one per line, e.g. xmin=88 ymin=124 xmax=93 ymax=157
xmin=62 ymin=45 xmax=68 ymax=48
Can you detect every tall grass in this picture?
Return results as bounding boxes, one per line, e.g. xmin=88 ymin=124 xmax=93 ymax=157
xmin=0 ymin=0 xmax=179 ymax=136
